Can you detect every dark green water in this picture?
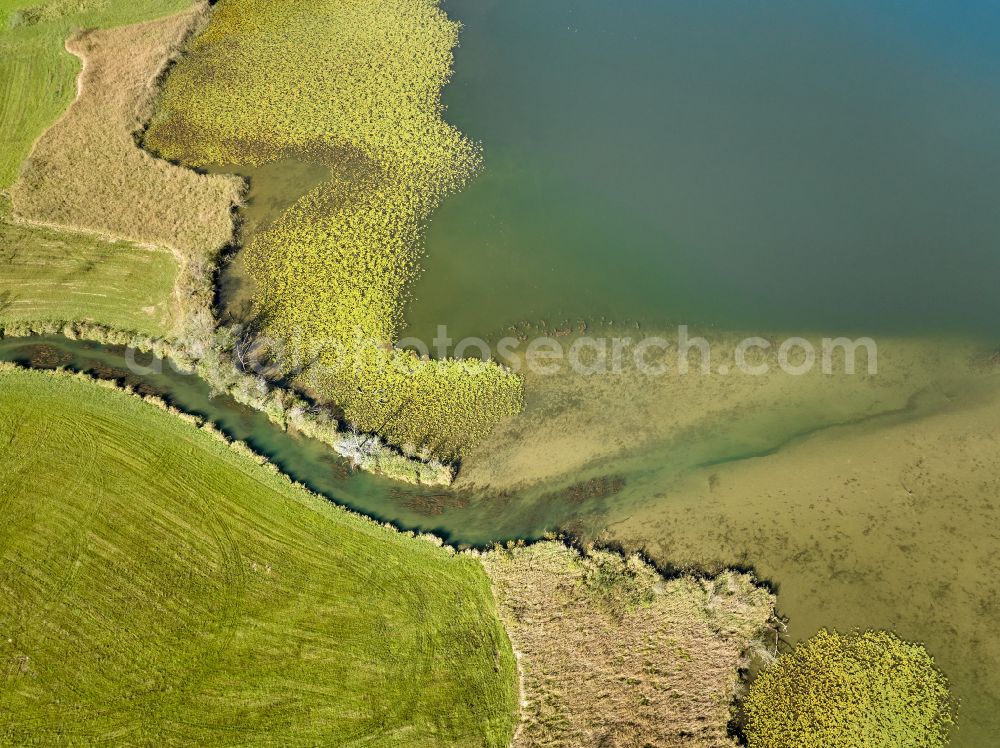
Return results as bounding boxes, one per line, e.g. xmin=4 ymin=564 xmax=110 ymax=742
xmin=404 ymin=0 xmax=1000 ymax=341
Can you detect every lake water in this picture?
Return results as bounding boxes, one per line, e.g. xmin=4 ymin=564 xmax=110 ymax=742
xmin=403 ymin=1 xmax=1000 ymax=742
xmin=151 ymin=1 xmax=1000 ymax=741
xmin=404 ymin=0 xmax=1000 ymax=342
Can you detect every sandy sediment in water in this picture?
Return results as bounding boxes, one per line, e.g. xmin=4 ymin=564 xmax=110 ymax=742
xmin=460 ymin=330 xmax=1000 ymax=744
xmin=604 ymin=372 xmax=1000 ymax=744
xmin=458 ymin=331 xmax=987 ymax=492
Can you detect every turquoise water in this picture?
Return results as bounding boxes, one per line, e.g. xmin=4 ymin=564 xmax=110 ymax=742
xmin=404 ymin=0 xmax=1000 ymax=341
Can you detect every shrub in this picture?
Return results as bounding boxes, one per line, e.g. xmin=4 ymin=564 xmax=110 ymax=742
xmin=744 ymin=629 xmax=956 ymax=748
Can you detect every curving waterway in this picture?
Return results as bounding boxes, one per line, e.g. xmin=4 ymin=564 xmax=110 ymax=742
xmin=0 ymin=335 xmax=578 ymax=545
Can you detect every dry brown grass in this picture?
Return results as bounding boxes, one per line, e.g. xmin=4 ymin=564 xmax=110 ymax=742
xmin=9 ymin=3 xmax=242 ymax=331
xmin=481 ymin=542 xmax=775 ymax=748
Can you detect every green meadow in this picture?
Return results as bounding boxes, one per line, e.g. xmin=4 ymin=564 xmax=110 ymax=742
xmin=0 ymin=200 xmax=178 ymax=335
xmin=0 ymin=367 xmax=519 ymax=745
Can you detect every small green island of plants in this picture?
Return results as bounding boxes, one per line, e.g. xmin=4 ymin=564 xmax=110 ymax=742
xmin=745 ymin=628 xmax=956 ymax=748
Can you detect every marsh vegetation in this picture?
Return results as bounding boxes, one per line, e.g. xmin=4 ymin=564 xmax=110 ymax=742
xmin=744 ymin=629 xmax=955 ymax=748
xmin=482 ymin=542 xmax=775 ymax=747
xmin=144 ymin=0 xmax=523 ymax=459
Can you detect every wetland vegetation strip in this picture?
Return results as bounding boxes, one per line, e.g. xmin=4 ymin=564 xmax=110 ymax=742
xmin=0 ymin=335 xmax=479 ymax=541
xmin=143 ymin=0 xmax=522 ymax=458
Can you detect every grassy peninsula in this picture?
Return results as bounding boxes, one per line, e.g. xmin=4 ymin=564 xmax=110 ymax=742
xmin=483 ymin=542 xmax=775 ymax=747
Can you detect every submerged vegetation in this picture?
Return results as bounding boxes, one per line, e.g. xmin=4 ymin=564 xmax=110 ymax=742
xmin=0 ymin=320 xmax=458 ymax=485
xmin=744 ymin=629 xmax=955 ymax=747
xmin=481 ymin=541 xmax=775 ymax=747
xmin=145 ymin=0 xmax=523 ymax=458
xmin=0 ymin=365 xmax=519 ymax=744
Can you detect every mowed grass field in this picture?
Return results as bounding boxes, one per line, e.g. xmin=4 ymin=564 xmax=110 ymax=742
xmin=0 ymin=200 xmax=178 ymax=335
xmin=0 ymin=368 xmax=519 ymax=745
xmin=0 ymin=0 xmax=192 ymax=187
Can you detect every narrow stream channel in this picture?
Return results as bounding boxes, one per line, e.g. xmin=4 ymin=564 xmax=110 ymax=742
xmin=0 ymin=335 xmax=553 ymax=546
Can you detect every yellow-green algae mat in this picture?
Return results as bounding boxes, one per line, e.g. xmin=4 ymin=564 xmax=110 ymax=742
xmin=145 ymin=0 xmax=523 ymax=460
xmin=0 ymin=365 xmax=518 ymax=744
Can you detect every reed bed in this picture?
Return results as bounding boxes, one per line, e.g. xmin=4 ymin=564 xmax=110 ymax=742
xmin=481 ymin=541 xmax=776 ymax=747
xmin=145 ymin=0 xmax=523 ymax=458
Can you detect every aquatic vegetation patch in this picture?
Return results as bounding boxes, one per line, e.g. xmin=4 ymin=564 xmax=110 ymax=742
xmin=145 ymin=0 xmax=523 ymax=458
xmin=547 ymin=474 xmax=626 ymax=505
xmin=0 ymin=366 xmax=519 ymax=744
xmin=9 ymin=5 xmax=242 ymax=333
xmin=744 ymin=629 xmax=955 ymax=747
